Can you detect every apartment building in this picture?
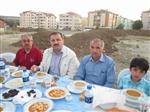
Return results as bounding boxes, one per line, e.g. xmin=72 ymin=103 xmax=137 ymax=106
xmin=88 ymin=9 xmax=133 ymax=29
xmin=20 ymin=11 xmax=56 ymax=29
xmin=141 ymin=9 xmax=150 ymax=30
xmin=59 ymin=12 xmax=82 ymax=31
xmin=0 ymin=19 xmax=8 ymax=32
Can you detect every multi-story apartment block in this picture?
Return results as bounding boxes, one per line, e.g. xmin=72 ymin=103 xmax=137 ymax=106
xmin=0 ymin=19 xmax=8 ymax=32
xmin=20 ymin=11 xmax=56 ymax=29
xmin=141 ymin=9 xmax=150 ymax=30
xmin=59 ymin=12 xmax=82 ymax=31
xmin=88 ymin=9 xmax=133 ymax=29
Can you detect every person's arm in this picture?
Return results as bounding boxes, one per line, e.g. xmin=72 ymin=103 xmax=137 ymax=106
xmin=104 ymin=61 xmax=116 ymax=88
xmin=37 ymin=49 xmax=43 ymax=66
xmin=74 ymin=58 xmax=86 ymax=80
xmin=117 ymin=76 xmax=124 ymax=89
xmin=66 ymin=55 xmax=79 ymax=79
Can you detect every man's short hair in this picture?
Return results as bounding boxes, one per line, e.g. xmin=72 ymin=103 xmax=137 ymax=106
xmin=130 ymin=57 xmax=149 ymax=73
xmin=21 ymin=34 xmax=33 ymax=40
xmin=90 ymin=38 xmax=105 ymax=49
xmin=49 ymin=32 xmax=64 ymax=39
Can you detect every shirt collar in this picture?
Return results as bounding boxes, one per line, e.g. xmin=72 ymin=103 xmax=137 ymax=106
xmin=90 ymin=53 xmax=105 ymax=62
xmin=129 ymin=75 xmax=143 ymax=85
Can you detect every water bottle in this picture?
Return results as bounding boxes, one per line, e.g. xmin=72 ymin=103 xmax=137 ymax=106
xmin=22 ymin=69 xmax=29 ymax=88
xmin=0 ymin=58 xmax=5 ymax=70
xmin=0 ymin=58 xmax=5 ymax=76
xmin=84 ymin=85 xmax=94 ymax=110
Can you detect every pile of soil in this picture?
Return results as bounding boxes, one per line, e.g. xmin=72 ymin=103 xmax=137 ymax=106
xmin=12 ymin=29 xmax=150 ymax=58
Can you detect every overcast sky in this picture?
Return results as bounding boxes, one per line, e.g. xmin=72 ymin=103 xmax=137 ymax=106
xmin=0 ymin=0 xmax=150 ymax=20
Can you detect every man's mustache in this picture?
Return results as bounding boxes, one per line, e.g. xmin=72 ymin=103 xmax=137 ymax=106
xmin=54 ymin=44 xmax=59 ymax=46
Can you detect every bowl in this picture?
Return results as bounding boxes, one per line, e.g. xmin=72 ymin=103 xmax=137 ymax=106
xmin=72 ymin=80 xmax=86 ymax=90
xmin=125 ymin=89 xmax=142 ymax=100
xmin=99 ymin=102 xmax=117 ymax=110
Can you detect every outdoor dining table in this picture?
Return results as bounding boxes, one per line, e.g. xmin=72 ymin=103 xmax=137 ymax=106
xmin=0 ymin=66 xmax=147 ymax=112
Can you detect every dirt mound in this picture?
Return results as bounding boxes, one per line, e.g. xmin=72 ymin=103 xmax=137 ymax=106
xmin=12 ymin=29 xmax=150 ymax=58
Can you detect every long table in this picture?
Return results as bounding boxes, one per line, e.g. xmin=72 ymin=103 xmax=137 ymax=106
xmin=1 ymin=68 xmax=147 ymax=112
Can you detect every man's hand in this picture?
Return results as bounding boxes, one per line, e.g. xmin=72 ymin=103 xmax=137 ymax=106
xmin=30 ymin=65 xmax=39 ymax=72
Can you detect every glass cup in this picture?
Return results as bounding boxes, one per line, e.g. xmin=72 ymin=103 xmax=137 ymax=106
xmin=29 ymin=79 xmax=37 ymax=89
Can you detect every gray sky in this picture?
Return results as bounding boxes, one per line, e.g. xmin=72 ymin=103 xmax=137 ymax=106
xmin=1 ymin=0 xmax=150 ymax=20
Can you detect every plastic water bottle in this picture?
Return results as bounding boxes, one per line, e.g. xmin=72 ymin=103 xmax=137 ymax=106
xmin=0 ymin=58 xmax=5 ymax=70
xmin=22 ymin=69 xmax=29 ymax=88
xmin=0 ymin=58 xmax=5 ymax=76
xmin=84 ymin=85 xmax=94 ymax=110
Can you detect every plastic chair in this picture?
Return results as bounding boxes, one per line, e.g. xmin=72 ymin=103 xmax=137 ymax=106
xmin=0 ymin=52 xmax=16 ymax=63
xmin=117 ymin=68 xmax=150 ymax=84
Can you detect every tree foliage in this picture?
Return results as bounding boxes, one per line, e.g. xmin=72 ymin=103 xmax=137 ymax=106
xmin=132 ymin=20 xmax=143 ymax=30
xmin=116 ymin=23 xmax=124 ymax=29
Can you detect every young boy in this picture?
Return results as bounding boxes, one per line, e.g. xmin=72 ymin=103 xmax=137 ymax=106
xmin=118 ymin=57 xmax=150 ymax=96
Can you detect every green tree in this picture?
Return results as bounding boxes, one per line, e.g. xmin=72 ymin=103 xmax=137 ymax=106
xmin=116 ymin=23 xmax=124 ymax=29
xmin=132 ymin=20 xmax=143 ymax=30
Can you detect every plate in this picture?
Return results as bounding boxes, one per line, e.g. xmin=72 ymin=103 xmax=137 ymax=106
xmin=45 ymin=87 xmax=69 ymax=100
xmin=8 ymin=66 xmax=18 ymax=73
xmin=4 ymin=78 xmax=24 ymax=89
xmin=123 ymin=88 xmax=143 ymax=100
xmin=0 ymin=102 xmax=16 ymax=112
xmin=33 ymin=74 xmax=53 ymax=83
xmin=24 ymin=98 xmax=53 ymax=112
xmin=35 ymin=71 xmax=47 ymax=79
xmin=0 ymin=89 xmax=20 ymax=101
xmin=13 ymin=89 xmax=42 ymax=105
xmin=67 ymin=84 xmax=85 ymax=94
xmin=99 ymin=102 xmax=117 ymax=110
xmin=11 ymin=70 xmax=23 ymax=77
xmin=72 ymin=80 xmax=87 ymax=90
xmin=0 ymin=76 xmax=7 ymax=83
xmin=52 ymin=110 xmax=72 ymax=112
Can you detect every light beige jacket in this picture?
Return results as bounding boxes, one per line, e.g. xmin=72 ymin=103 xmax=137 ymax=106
xmin=39 ymin=45 xmax=79 ymax=79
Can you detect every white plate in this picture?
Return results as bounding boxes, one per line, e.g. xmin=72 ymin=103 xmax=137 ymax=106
xmin=45 ymin=87 xmax=69 ymax=100
xmin=4 ymin=78 xmax=24 ymax=89
xmin=33 ymin=74 xmax=53 ymax=83
xmin=24 ymin=98 xmax=53 ymax=112
xmin=67 ymin=84 xmax=85 ymax=94
xmin=11 ymin=70 xmax=23 ymax=77
xmin=99 ymin=102 xmax=117 ymax=110
xmin=13 ymin=89 xmax=42 ymax=105
xmin=52 ymin=110 xmax=72 ymax=112
xmin=0 ymin=89 xmax=20 ymax=101
xmin=1 ymin=102 xmax=16 ymax=112
xmin=34 ymin=71 xmax=47 ymax=79
xmin=8 ymin=66 xmax=18 ymax=73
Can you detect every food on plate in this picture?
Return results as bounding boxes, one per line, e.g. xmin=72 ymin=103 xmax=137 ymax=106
xmin=18 ymin=66 xmax=26 ymax=69
xmin=0 ymin=76 xmax=4 ymax=83
xmin=48 ymin=89 xmax=65 ymax=98
xmin=9 ymin=67 xmax=17 ymax=73
xmin=0 ymin=106 xmax=3 ymax=112
xmin=14 ymin=71 xmax=22 ymax=77
xmin=126 ymin=89 xmax=141 ymax=97
xmin=27 ymin=89 xmax=36 ymax=97
xmin=106 ymin=107 xmax=138 ymax=112
xmin=74 ymin=82 xmax=86 ymax=87
xmin=37 ymin=71 xmax=46 ymax=77
xmin=28 ymin=102 xmax=49 ymax=112
xmin=7 ymin=78 xmax=23 ymax=88
xmin=2 ymin=89 xmax=19 ymax=99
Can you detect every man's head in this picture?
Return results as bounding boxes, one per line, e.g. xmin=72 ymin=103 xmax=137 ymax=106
xmin=90 ymin=38 xmax=104 ymax=61
xmin=21 ymin=34 xmax=33 ymax=51
xmin=130 ymin=57 xmax=149 ymax=82
xmin=49 ymin=32 xmax=64 ymax=52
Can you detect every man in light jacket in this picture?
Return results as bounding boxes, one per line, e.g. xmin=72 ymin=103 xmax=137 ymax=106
xmin=31 ymin=32 xmax=79 ymax=79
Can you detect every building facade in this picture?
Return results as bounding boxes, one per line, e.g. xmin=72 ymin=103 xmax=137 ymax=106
xmin=59 ymin=12 xmax=82 ymax=31
xmin=88 ymin=9 xmax=133 ymax=29
xmin=20 ymin=11 xmax=56 ymax=29
xmin=0 ymin=19 xmax=8 ymax=32
xmin=142 ymin=9 xmax=150 ymax=30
